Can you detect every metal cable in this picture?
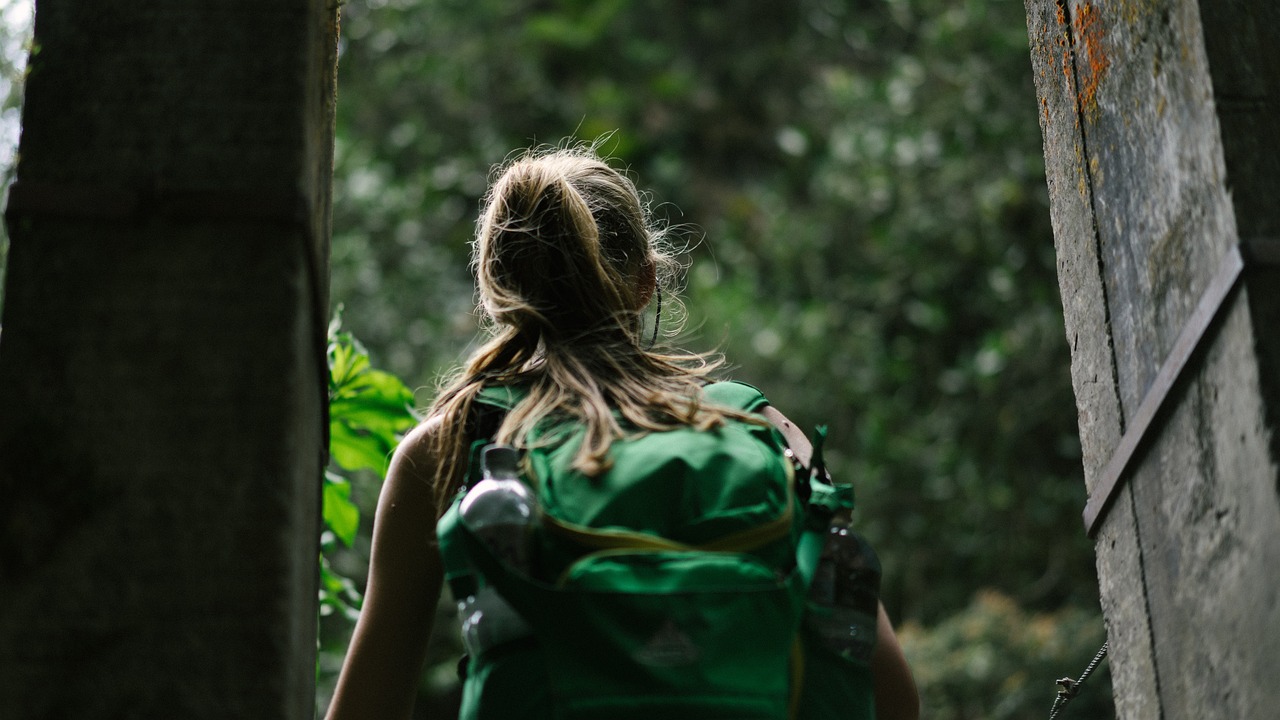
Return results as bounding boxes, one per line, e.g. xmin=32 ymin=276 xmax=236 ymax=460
xmin=1049 ymin=642 xmax=1109 ymax=720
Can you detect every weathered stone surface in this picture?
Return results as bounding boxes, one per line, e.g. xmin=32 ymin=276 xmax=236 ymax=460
xmin=1024 ymin=2 xmax=1159 ymax=716
xmin=1026 ymin=0 xmax=1280 ymax=717
xmin=19 ymin=2 xmax=310 ymax=191
xmin=1081 ymin=0 xmax=1235 ymax=413
xmin=0 ymin=2 xmax=338 ymax=717
xmin=1130 ymin=298 xmax=1280 ymax=718
xmin=1024 ymin=0 xmax=1127 ymax=491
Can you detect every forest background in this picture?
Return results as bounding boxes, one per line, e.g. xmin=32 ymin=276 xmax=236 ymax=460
xmin=0 ymin=1 xmax=1115 ymax=718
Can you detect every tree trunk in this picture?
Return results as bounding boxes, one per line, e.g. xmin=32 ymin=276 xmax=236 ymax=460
xmin=0 ymin=2 xmax=339 ymax=717
xmin=1024 ymin=0 xmax=1280 ymax=718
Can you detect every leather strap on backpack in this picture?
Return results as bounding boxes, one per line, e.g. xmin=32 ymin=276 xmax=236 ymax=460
xmin=760 ymin=405 xmax=812 ymax=466
xmin=761 ymin=404 xmax=832 ymax=488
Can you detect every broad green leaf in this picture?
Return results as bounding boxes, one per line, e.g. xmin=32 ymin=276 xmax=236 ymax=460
xmin=329 ymin=420 xmax=395 ymax=475
xmin=328 ymin=340 xmax=371 ymax=394
xmin=329 ymin=387 xmax=416 ymax=439
xmin=327 ymin=312 xmax=417 ymax=476
xmin=322 ymin=473 xmax=360 ymax=547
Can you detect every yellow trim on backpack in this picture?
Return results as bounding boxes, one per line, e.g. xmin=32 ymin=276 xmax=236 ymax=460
xmin=543 ymin=513 xmax=691 ymax=553
xmin=698 ymin=496 xmax=795 ymax=552
xmin=551 ymin=546 xmax=682 ymax=587
xmin=788 ymin=635 xmax=805 ymax=720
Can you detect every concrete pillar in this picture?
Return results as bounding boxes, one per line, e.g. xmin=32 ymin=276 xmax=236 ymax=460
xmin=1024 ymin=1 xmax=1280 ymax=717
xmin=0 ymin=2 xmax=339 ymax=717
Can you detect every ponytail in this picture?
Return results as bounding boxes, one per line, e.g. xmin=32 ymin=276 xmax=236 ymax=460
xmin=423 ymin=144 xmax=750 ymax=514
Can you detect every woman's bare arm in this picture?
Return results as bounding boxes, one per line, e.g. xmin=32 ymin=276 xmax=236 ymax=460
xmin=871 ymin=602 xmax=920 ymax=720
xmin=325 ymin=418 xmax=447 ymax=720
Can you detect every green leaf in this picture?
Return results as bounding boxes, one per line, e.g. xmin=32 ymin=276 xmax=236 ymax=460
xmin=328 ymin=336 xmax=371 ymax=394
xmin=322 ymin=472 xmax=360 ymax=547
xmin=326 ymin=312 xmax=418 ymax=475
xmin=329 ymin=420 xmax=395 ymax=475
xmin=330 ymin=384 xmax=416 ymax=439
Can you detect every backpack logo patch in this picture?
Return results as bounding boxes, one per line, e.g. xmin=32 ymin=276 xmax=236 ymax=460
xmin=632 ymin=619 xmax=701 ymax=667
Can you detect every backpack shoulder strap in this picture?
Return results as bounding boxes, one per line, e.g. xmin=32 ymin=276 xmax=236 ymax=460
xmin=703 ymin=381 xmax=816 ymax=469
xmin=469 ymin=379 xmax=823 ymax=502
xmin=760 ymin=405 xmax=814 ymax=469
xmin=701 ymin=380 xmax=769 ymax=412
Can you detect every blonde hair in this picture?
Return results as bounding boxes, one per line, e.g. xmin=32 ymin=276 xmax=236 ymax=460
xmin=425 ymin=144 xmax=743 ymax=512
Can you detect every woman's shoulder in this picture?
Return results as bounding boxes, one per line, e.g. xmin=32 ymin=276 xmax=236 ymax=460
xmin=404 ymin=412 xmax=447 ymax=441
xmin=387 ymin=413 xmax=449 ymax=482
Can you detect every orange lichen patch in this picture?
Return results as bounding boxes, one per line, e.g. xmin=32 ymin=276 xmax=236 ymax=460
xmin=1073 ymin=2 xmax=1110 ymax=119
xmin=1032 ymin=5 xmax=1066 ymax=89
xmin=1030 ymin=6 xmax=1074 ymax=129
xmin=1044 ymin=1 xmax=1077 ymax=122
xmin=1055 ymin=2 xmax=1071 ymax=82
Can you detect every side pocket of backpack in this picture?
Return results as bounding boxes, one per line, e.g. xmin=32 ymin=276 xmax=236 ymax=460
xmin=458 ymin=638 xmax=554 ymax=720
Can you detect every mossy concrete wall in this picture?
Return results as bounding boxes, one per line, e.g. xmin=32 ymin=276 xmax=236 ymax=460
xmin=1025 ymin=1 xmax=1280 ymax=718
xmin=0 ymin=2 xmax=339 ymax=717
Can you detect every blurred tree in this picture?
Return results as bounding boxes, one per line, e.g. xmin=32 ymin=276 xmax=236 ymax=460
xmin=325 ymin=1 xmax=1109 ymax=715
xmin=898 ymin=590 xmax=1113 ymax=720
xmin=682 ymin=1 xmax=1092 ymax=624
xmin=329 ymin=0 xmax=1094 ymax=624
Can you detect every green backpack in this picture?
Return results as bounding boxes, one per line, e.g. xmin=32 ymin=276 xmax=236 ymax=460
xmin=436 ymin=381 xmax=875 ymax=720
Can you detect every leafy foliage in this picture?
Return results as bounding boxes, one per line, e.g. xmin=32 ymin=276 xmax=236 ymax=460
xmin=320 ymin=312 xmax=418 ymax=624
xmin=328 ymin=311 xmax=419 ymax=477
xmin=331 ymin=0 xmax=1095 ymax=619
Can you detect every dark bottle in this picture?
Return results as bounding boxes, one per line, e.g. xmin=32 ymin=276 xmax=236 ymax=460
xmin=457 ymin=444 xmax=535 ymax=655
xmin=806 ymin=522 xmax=882 ymax=664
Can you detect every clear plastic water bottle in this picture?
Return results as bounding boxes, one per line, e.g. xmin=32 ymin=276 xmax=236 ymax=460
xmin=806 ymin=522 xmax=881 ymax=663
xmin=456 ymin=444 xmax=535 ymax=655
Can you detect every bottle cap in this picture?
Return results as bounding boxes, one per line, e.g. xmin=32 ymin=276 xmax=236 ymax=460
xmin=482 ymin=444 xmax=520 ymax=477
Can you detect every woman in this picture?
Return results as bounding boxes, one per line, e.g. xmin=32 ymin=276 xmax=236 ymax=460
xmin=325 ymin=145 xmax=919 ymax=720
